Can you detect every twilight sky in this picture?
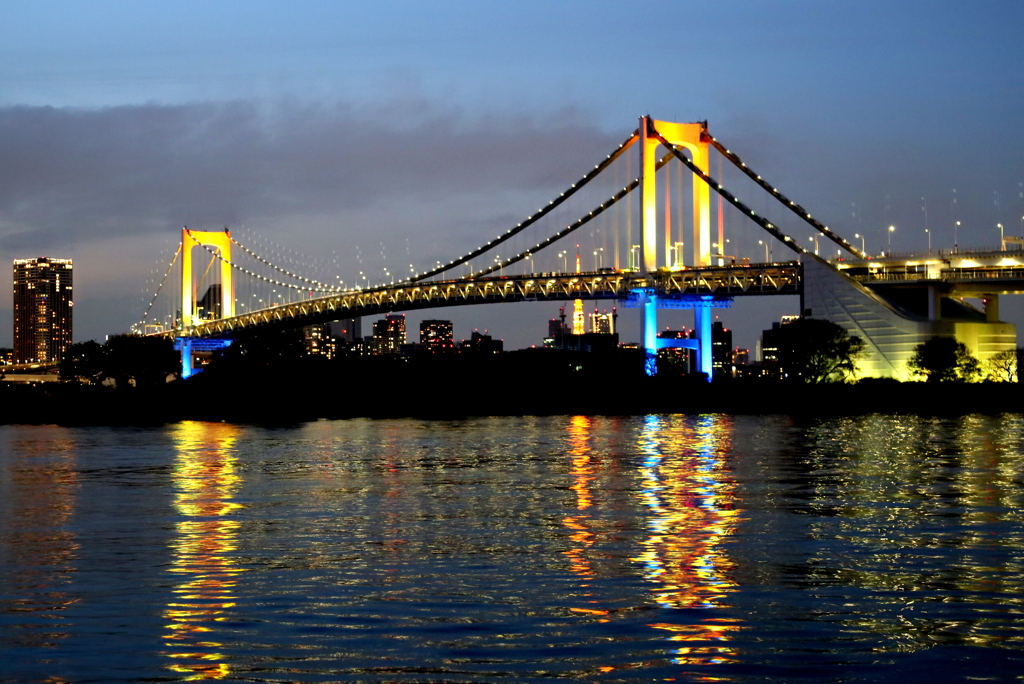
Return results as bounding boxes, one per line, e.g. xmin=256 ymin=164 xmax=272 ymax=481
xmin=2 ymin=0 xmax=1023 ymax=351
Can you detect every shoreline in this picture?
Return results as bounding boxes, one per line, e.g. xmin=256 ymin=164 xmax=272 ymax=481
xmin=2 ymin=377 xmax=1022 ymax=426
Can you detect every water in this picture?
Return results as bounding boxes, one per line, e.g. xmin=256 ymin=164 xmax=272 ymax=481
xmin=2 ymin=415 xmax=1024 ymax=683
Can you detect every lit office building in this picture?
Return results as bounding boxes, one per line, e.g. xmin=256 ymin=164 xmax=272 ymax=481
xmin=590 ymin=308 xmax=616 ymax=335
xmin=420 ymin=319 xmax=455 ymax=353
xmin=657 ymin=329 xmax=692 ymax=374
xmin=372 ymin=314 xmax=406 ymax=354
xmin=13 ymin=257 xmax=73 ymax=364
xmin=711 ymin=321 xmax=733 ymax=376
xmin=303 ymin=323 xmax=337 ymax=359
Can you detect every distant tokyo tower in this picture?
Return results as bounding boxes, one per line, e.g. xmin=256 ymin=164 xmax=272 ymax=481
xmin=572 ymin=245 xmax=585 ymax=335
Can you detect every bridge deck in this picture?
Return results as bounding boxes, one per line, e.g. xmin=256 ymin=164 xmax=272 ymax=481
xmin=171 ymin=263 xmax=802 ymax=339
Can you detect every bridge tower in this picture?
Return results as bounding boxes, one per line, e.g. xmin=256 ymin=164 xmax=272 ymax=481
xmin=177 ymin=227 xmax=235 ymax=379
xmin=181 ymin=227 xmax=234 ymax=328
xmin=638 ymin=117 xmax=715 ymax=378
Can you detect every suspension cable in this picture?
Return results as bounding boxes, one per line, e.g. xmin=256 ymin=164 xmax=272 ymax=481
xmin=406 ymin=130 xmax=640 ymax=283
xmin=184 ymin=229 xmax=344 ymax=293
xmin=648 ymin=124 xmax=808 ymax=256
xmin=705 ymin=133 xmax=865 ymax=258
xmin=464 ymin=151 xmax=678 ymax=279
xmin=133 ymin=242 xmax=182 ymax=333
xmin=227 ymin=233 xmax=341 ymax=291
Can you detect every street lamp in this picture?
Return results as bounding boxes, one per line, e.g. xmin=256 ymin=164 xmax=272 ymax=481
xmin=854 ymin=233 xmax=866 ymax=253
xmin=673 ymin=241 xmax=684 ymax=267
xmin=758 ymin=240 xmax=770 ymax=262
xmin=558 ymin=250 xmax=567 ymax=272
xmin=593 ymin=247 xmax=604 ymax=271
xmin=998 ymin=223 xmax=1005 ymax=251
xmin=629 ymin=245 xmax=640 ymax=270
xmin=888 ymin=225 xmax=895 ymax=252
xmin=808 ymin=235 xmax=819 ymax=255
xmin=955 ymin=221 xmax=960 ymax=252
xmin=925 ymin=228 xmax=931 ymax=252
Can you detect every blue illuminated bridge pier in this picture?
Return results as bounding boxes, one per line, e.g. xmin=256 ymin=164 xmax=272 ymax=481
xmin=136 ymin=117 xmax=1024 ymax=381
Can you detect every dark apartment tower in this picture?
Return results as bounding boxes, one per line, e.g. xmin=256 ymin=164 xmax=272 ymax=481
xmin=13 ymin=257 xmax=74 ymax=364
xmin=711 ymin=321 xmax=733 ymax=376
xmin=196 ymin=284 xmax=222 ymax=320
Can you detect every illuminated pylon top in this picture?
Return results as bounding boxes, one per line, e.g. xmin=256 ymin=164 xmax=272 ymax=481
xmin=640 ymin=117 xmax=711 ymax=273
xmin=181 ymin=227 xmax=234 ymax=328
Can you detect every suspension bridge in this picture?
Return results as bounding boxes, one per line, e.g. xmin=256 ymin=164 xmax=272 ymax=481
xmin=136 ymin=117 xmax=1022 ymax=381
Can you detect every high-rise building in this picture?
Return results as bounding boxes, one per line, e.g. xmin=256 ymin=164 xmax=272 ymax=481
xmin=13 ymin=257 xmax=73 ymax=364
xmin=196 ymin=284 xmax=222 ymax=321
xmin=711 ymin=321 xmax=733 ymax=376
xmin=420 ymin=319 xmax=455 ymax=353
xmin=372 ymin=314 xmax=406 ymax=354
xmin=589 ymin=308 xmax=616 ymax=334
xmin=303 ymin=323 xmax=337 ymax=359
xmin=460 ymin=330 xmax=503 ymax=354
xmin=332 ymin=317 xmax=361 ymax=344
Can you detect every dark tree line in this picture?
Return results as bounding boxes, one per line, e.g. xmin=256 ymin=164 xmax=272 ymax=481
xmin=59 ymin=335 xmax=179 ymax=388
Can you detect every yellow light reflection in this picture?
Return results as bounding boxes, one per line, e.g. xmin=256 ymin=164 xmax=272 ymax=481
xmin=634 ymin=415 xmax=743 ymax=666
xmin=563 ymin=416 xmax=599 ymax=594
xmin=163 ymin=421 xmax=243 ymax=680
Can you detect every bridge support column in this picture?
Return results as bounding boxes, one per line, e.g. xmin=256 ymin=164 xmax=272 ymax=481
xmin=178 ymin=338 xmax=194 ymax=379
xmin=694 ymin=300 xmax=713 ymax=379
xmin=174 ymin=338 xmax=233 ymax=379
xmin=986 ymin=294 xmax=1000 ymax=323
xmin=639 ymin=289 xmax=658 ymax=376
xmin=927 ymin=285 xmax=941 ymax=321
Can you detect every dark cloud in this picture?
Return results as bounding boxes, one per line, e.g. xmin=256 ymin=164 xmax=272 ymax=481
xmin=0 ymin=100 xmax=619 ymax=251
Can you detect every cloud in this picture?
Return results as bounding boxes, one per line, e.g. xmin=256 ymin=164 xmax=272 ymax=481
xmin=0 ymin=99 xmax=620 ymax=252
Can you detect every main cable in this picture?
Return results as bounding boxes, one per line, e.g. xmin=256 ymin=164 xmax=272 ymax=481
xmin=705 ymin=133 xmax=865 ymax=258
xmin=406 ymin=130 xmax=640 ymax=283
xmin=648 ymin=123 xmax=808 ymax=256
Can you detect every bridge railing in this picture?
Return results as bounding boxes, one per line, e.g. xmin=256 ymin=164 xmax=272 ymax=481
xmin=851 ymin=266 xmax=1024 ymax=284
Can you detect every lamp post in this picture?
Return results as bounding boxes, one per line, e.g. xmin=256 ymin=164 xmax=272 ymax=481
xmin=955 ymin=221 xmax=960 ymax=252
xmin=759 ymin=240 xmax=769 ymax=262
xmin=629 ymin=245 xmax=640 ymax=271
xmin=593 ymin=247 xmax=604 ymax=271
xmin=888 ymin=225 xmax=895 ymax=253
xmin=558 ymin=250 xmax=567 ymax=272
xmin=854 ymin=233 xmax=866 ymax=253
xmin=998 ymin=223 xmax=1005 ymax=251
xmin=925 ymin=228 xmax=931 ymax=252
xmin=673 ymin=241 xmax=684 ymax=267
xmin=808 ymin=235 xmax=819 ymax=255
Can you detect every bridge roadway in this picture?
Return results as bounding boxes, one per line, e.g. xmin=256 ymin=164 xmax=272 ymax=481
xmin=171 ymin=262 xmax=802 ymax=339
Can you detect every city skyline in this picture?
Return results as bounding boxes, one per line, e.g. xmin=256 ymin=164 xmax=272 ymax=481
xmin=2 ymin=1 xmax=1023 ymax=351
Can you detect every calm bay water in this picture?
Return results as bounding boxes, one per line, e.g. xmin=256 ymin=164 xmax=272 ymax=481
xmin=2 ymin=414 xmax=1023 ymax=683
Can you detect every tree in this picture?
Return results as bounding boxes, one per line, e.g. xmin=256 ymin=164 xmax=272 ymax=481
xmin=59 ymin=340 xmax=105 ymax=384
xmin=102 ymin=335 xmax=179 ymax=388
xmin=59 ymin=335 xmax=179 ymax=388
xmin=908 ymin=336 xmax=981 ymax=382
xmin=985 ymin=348 xmax=1021 ymax=382
xmin=776 ymin=318 xmax=864 ymax=383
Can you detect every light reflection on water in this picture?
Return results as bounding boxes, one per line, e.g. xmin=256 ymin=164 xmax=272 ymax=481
xmin=0 ymin=431 xmax=80 ymax=650
xmin=634 ymin=415 xmax=742 ymax=666
xmin=2 ymin=414 xmax=1024 ymax=682
xmin=163 ymin=421 xmax=244 ymax=680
